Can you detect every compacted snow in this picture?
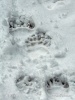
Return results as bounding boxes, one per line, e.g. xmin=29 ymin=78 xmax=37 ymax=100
xmin=0 ymin=0 xmax=75 ymax=100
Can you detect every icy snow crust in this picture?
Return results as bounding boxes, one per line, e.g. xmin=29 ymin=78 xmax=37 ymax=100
xmin=0 ymin=0 xmax=75 ymax=100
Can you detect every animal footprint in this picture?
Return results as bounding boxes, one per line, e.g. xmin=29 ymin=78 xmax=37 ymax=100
xmin=8 ymin=16 xmax=35 ymax=46
xmin=15 ymin=73 xmax=40 ymax=93
xmin=25 ymin=29 xmax=52 ymax=47
xmin=45 ymin=74 xmax=69 ymax=91
xmin=8 ymin=15 xmax=35 ymax=32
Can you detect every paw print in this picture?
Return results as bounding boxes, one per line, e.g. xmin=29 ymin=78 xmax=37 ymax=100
xmin=25 ymin=29 xmax=52 ymax=47
xmin=45 ymin=74 xmax=69 ymax=91
xmin=8 ymin=15 xmax=35 ymax=32
xmin=15 ymin=73 xmax=40 ymax=93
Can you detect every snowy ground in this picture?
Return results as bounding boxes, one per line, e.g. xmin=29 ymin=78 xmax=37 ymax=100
xmin=0 ymin=0 xmax=75 ymax=100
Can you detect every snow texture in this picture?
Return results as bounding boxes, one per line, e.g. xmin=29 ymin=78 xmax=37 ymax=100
xmin=0 ymin=0 xmax=75 ymax=100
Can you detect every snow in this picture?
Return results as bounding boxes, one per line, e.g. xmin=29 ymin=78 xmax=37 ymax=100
xmin=0 ymin=0 xmax=75 ymax=100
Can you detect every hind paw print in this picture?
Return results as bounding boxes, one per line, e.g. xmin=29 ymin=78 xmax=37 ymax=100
xmin=25 ymin=29 xmax=52 ymax=47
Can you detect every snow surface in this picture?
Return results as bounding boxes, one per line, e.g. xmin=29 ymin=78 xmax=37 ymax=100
xmin=0 ymin=0 xmax=75 ymax=100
